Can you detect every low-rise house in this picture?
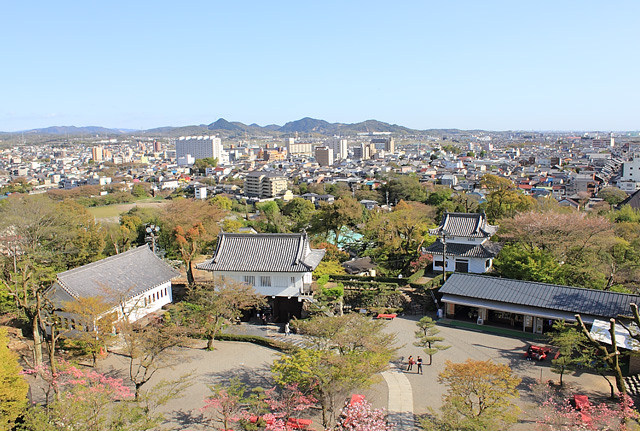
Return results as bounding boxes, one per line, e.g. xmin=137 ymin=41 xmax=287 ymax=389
xmin=45 ymin=245 xmax=180 ymax=329
xmin=197 ymin=232 xmax=325 ymax=321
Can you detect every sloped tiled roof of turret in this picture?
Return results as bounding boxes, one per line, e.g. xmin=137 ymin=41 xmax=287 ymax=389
xmin=197 ymin=232 xmax=325 ymax=272
xmin=428 ymin=212 xmax=497 ymax=238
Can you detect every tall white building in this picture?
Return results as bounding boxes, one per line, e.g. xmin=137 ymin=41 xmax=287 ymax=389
xmin=326 ymin=138 xmax=348 ymax=160
xmin=175 ymin=136 xmax=226 ymax=162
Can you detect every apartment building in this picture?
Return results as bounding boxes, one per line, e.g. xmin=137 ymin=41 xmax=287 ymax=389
xmin=245 ymin=171 xmax=288 ymax=199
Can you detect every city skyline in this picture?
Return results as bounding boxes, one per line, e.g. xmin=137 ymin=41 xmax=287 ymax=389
xmin=3 ymin=1 xmax=639 ymax=132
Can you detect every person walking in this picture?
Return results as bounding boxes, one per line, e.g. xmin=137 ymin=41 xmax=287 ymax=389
xmin=284 ymin=322 xmax=291 ymax=336
xmin=406 ymin=355 xmax=414 ymax=371
xmin=416 ymin=356 xmax=423 ymax=374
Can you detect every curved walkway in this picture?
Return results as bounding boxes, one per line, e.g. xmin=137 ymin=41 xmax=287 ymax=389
xmin=381 ymin=369 xmax=417 ymax=431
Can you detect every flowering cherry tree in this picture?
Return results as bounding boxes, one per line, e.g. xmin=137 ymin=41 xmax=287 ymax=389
xmin=534 ymin=382 xmax=640 ymax=430
xmin=334 ymin=398 xmax=395 ymax=431
xmin=21 ymin=363 xmax=134 ymax=430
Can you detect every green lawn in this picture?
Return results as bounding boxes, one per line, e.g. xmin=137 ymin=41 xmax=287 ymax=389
xmin=88 ymin=198 xmax=167 ymax=222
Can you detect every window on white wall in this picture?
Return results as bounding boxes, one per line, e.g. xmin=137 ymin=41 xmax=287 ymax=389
xmin=291 ymin=276 xmax=295 ymax=284
xmin=260 ymin=276 xmax=271 ymax=287
xmin=244 ymin=276 xmax=255 ymax=286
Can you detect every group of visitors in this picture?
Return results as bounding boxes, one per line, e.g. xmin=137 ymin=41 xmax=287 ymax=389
xmin=406 ymin=355 xmax=423 ymax=374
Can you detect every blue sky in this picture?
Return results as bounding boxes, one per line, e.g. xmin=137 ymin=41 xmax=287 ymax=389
xmin=2 ymin=1 xmax=638 ymax=132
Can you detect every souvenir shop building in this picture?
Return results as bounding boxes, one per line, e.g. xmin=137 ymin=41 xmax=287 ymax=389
xmin=439 ymin=273 xmax=640 ymax=334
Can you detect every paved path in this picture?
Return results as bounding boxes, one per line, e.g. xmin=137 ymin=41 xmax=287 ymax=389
xmin=382 ymin=369 xmax=417 ymax=431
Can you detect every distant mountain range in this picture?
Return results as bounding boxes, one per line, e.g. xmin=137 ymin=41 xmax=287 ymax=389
xmin=3 ymin=117 xmax=428 ymax=138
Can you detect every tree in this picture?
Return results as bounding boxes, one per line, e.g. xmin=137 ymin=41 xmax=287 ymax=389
xmin=312 ymin=197 xmax=363 ymax=246
xmin=211 ymin=195 xmax=232 ymax=210
xmin=105 ymin=213 xmax=144 ymax=254
xmin=535 ymin=383 xmax=640 ymax=431
xmin=0 ymin=327 xmax=29 ymax=429
xmin=576 ymin=315 xmax=626 ymax=396
xmin=282 ymin=198 xmax=317 ymax=232
xmin=413 ymin=316 xmax=450 ymax=365
xmin=262 ymin=383 xmax=317 ymax=428
xmin=255 ymin=200 xmax=287 ymax=233
xmin=0 ymin=195 xmax=105 ymax=367
xmin=273 ymin=314 xmax=397 ymax=427
xmin=176 ymin=277 xmax=265 ymax=350
xmin=161 ymin=199 xmax=226 ymax=285
xmin=598 ymin=187 xmax=629 ymax=206
xmin=360 ymin=201 xmax=435 ymax=275
xmin=546 ymin=320 xmax=590 ymax=386
xmin=192 ymin=157 xmax=218 ymax=174
xmin=381 ymin=175 xmax=428 ymax=204
xmin=119 ymin=317 xmax=191 ymax=400
xmin=335 ymin=398 xmax=395 ymax=431
xmin=422 ymin=359 xmax=521 ymax=431
xmin=493 ymin=244 xmax=563 ymax=284
xmin=131 ymin=183 xmax=148 ymax=198
xmin=202 ymin=378 xmax=250 ymax=431
xmin=20 ymin=364 xmax=190 ymax=431
xmin=480 ymin=174 xmax=535 ymax=221
xmin=61 ymin=296 xmax=117 ymax=366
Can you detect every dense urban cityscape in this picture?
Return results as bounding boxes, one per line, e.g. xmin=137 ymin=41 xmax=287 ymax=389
xmin=2 ymin=120 xmax=640 ymax=430
xmin=3 ymin=0 xmax=640 ymax=429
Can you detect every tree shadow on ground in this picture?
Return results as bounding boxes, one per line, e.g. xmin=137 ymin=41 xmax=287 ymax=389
xmin=201 ymin=363 xmax=274 ymax=390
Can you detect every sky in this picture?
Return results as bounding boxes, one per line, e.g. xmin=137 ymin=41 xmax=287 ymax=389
xmin=2 ymin=1 xmax=639 ymax=132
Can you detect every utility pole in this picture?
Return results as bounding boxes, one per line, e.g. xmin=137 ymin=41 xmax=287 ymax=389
xmin=441 ymin=229 xmax=448 ymax=282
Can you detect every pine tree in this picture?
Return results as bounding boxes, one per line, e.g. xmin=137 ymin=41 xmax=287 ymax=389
xmin=414 ymin=316 xmax=450 ymax=365
xmin=0 ymin=326 xmax=29 ymax=429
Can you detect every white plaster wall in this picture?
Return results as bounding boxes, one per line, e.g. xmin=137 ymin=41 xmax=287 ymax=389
xmin=216 ymin=271 xmax=307 ymax=297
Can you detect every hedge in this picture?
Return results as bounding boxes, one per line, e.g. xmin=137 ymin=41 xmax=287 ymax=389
xmin=215 ymin=333 xmax=299 ymax=353
xmin=329 ymin=275 xmax=406 ymax=285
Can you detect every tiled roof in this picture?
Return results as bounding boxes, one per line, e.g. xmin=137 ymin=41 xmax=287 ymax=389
xmin=197 ymin=232 xmax=325 ymax=272
xmin=440 ymin=273 xmax=640 ymax=319
xmin=55 ymin=245 xmax=180 ymax=301
xmin=428 ymin=212 xmax=497 ymax=238
xmin=424 ymin=240 xmax=502 ymax=258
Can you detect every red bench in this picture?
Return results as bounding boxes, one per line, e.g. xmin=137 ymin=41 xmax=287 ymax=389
xmin=376 ymin=313 xmax=397 ymax=320
xmin=287 ymin=418 xmax=312 ymax=429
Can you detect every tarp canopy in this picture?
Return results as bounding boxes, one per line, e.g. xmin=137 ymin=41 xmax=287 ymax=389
xmin=590 ymin=319 xmax=640 ymax=352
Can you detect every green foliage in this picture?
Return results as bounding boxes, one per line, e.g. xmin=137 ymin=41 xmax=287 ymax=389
xmin=0 ymin=327 xmax=29 ymax=429
xmin=380 ymin=175 xmax=428 ymax=204
xmin=414 ymin=316 xmax=450 ymax=365
xmin=255 ymin=200 xmax=286 ymax=233
xmin=613 ymin=205 xmax=640 ymax=223
xmin=211 ymin=195 xmax=232 ymax=210
xmin=131 ymin=183 xmax=148 ymax=198
xmin=311 ymin=197 xmax=363 ymax=246
xmin=427 ymin=188 xmax=453 ymax=206
xmin=422 ymin=359 xmax=521 ymax=431
xmin=176 ymin=277 xmax=265 ymax=350
xmin=192 ymin=157 xmax=218 ymax=174
xmin=598 ymin=187 xmax=629 ymax=206
xmin=360 ymin=200 xmax=435 ymax=275
xmin=480 ymin=174 xmax=535 ymax=221
xmin=313 ymin=260 xmax=347 ymax=278
xmin=316 ymin=274 xmax=330 ymax=289
xmin=274 ymin=314 xmax=397 ymax=427
xmin=282 ymin=198 xmax=317 ymax=231
xmin=494 ymin=244 xmax=562 ymax=284
xmin=546 ymin=320 xmax=590 ymax=386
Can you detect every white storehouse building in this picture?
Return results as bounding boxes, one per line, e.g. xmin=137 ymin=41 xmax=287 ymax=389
xmin=45 ymin=245 xmax=180 ymax=329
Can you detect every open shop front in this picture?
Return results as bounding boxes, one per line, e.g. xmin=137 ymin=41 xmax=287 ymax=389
xmin=442 ymin=296 xmax=585 ymax=335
